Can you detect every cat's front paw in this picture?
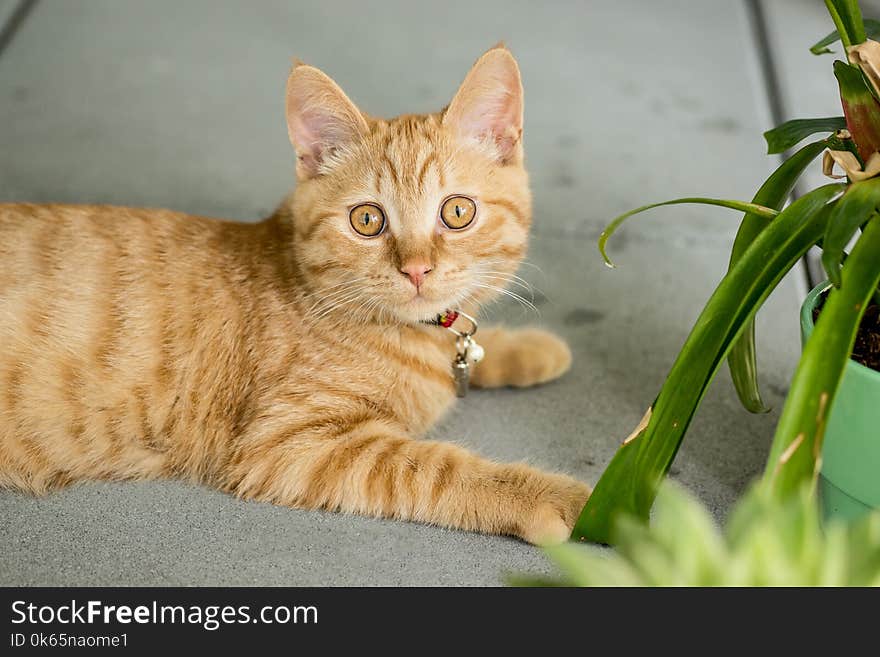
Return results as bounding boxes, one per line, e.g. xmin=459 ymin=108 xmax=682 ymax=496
xmin=520 ymin=474 xmax=591 ymax=546
xmin=473 ymin=328 xmax=572 ymax=389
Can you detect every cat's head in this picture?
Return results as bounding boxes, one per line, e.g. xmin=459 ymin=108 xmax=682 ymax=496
xmin=286 ymin=45 xmax=531 ymax=324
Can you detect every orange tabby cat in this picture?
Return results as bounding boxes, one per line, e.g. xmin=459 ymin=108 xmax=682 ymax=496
xmin=0 ymin=45 xmax=590 ymax=545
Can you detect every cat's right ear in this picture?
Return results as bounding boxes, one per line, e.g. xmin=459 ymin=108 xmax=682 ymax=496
xmin=285 ymin=63 xmax=369 ymax=179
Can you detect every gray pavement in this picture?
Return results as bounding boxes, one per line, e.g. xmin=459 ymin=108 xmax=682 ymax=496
xmin=1 ymin=0 xmax=813 ymax=585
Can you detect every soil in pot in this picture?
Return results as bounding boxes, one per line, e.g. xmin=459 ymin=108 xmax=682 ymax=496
xmin=813 ymin=293 xmax=880 ymax=372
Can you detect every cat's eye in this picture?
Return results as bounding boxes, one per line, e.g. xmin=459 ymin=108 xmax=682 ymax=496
xmin=440 ymin=196 xmax=477 ymax=230
xmin=349 ymin=203 xmax=386 ymax=237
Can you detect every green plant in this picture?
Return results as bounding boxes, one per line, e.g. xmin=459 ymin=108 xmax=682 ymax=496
xmin=515 ymin=483 xmax=880 ymax=586
xmin=573 ymin=0 xmax=880 ymax=544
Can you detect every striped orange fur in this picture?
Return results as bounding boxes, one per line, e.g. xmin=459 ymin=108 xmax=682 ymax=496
xmin=0 ymin=45 xmax=589 ymax=545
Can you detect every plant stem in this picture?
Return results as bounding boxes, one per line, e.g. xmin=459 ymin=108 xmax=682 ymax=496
xmin=825 ymin=0 xmax=867 ymax=49
xmin=826 ymin=0 xmax=854 ymax=49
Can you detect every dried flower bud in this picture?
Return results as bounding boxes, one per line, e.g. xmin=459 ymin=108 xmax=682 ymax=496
xmin=848 ymin=39 xmax=880 ymax=99
xmin=822 ymin=148 xmax=880 ymax=180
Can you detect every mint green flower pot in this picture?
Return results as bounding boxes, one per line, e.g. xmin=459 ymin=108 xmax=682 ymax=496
xmin=801 ymin=281 xmax=880 ymax=520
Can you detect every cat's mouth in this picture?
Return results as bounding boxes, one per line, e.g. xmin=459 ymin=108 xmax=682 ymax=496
xmin=386 ymin=289 xmax=461 ymax=323
xmin=403 ymin=292 xmax=447 ymax=313
xmin=381 ymin=274 xmax=479 ymax=324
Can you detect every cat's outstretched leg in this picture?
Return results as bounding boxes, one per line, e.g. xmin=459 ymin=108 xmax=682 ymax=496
xmin=227 ymin=417 xmax=589 ymax=545
xmin=470 ymin=327 xmax=572 ymax=389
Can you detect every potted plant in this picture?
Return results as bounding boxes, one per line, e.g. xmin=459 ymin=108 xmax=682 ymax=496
xmin=573 ymin=0 xmax=880 ymax=544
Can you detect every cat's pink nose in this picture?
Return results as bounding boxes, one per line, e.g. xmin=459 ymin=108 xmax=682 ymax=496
xmin=399 ymin=261 xmax=433 ymax=289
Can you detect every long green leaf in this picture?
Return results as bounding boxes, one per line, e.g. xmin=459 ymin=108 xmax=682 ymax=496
xmin=727 ymin=140 xmax=830 ymax=413
xmin=810 ymin=18 xmax=880 ymax=55
xmin=822 ymin=178 xmax=880 ymax=287
xmin=764 ymin=214 xmax=880 ymax=499
xmin=824 ymin=0 xmax=867 ymax=50
xmin=763 ymin=117 xmax=847 ymax=154
xmin=598 ymin=199 xmax=778 ymax=267
xmin=573 ymin=185 xmax=843 ymax=544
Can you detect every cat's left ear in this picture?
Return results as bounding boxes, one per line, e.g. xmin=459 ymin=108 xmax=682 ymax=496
xmin=286 ymin=62 xmax=369 ymax=179
xmin=443 ymin=44 xmax=524 ymax=164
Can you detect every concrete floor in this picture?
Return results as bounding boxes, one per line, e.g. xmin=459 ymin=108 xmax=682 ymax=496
xmin=0 ymin=0 xmax=836 ymax=585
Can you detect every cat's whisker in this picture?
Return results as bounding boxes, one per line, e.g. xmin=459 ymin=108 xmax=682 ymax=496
xmin=305 ymin=284 xmax=375 ymax=317
xmin=477 ymin=264 xmax=532 ymax=285
xmin=350 ymin=294 xmax=382 ymax=322
xmin=300 ymin=278 xmax=363 ymax=296
xmin=515 ymin=260 xmax=545 ymax=274
xmin=454 ymin=290 xmax=484 ymax=316
xmin=328 ymin=283 xmax=383 ymax=311
xmin=478 ymin=271 xmax=532 ymax=291
xmin=472 ymin=282 xmax=540 ymax=316
xmin=477 ymin=273 xmax=536 ymax=300
xmin=304 ymin=288 xmax=355 ymax=316
xmin=306 ymin=282 xmax=382 ymax=322
xmin=515 ymin=260 xmax=549 ymax=287
xmin=310 ymin=293 xmax=368 ymax=321
xmin=476 ymin=260 xmax=544 ymax=297
xmin=303 ymin=280 xmax=372 ymax=307
xmin=311 ymin=299 xmax=359 ymax=323
xmin=370 ymin=299 xmax=391 ymax=325
xmin=363 ymin=296 xmax=397 ymax=328
xmin=299 ymin=277 xmax=371 ymax=301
